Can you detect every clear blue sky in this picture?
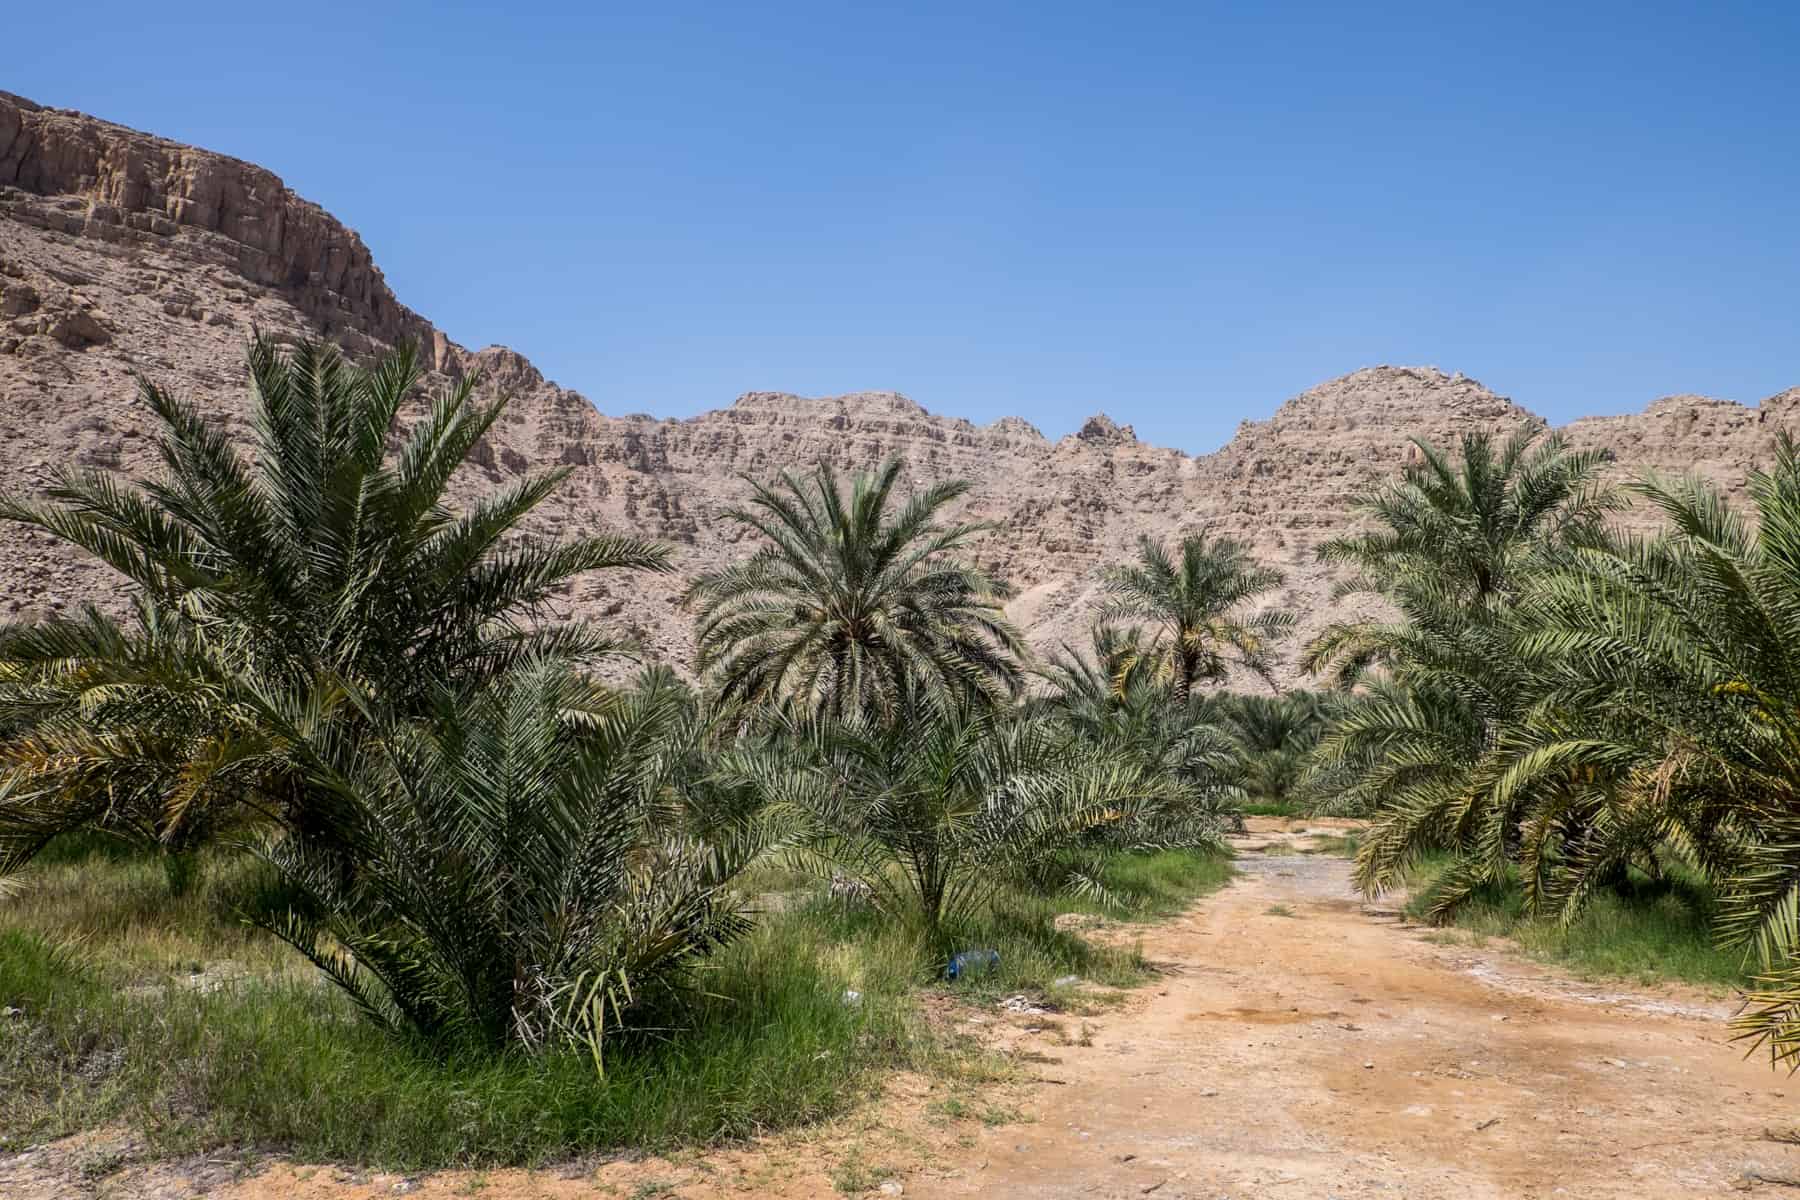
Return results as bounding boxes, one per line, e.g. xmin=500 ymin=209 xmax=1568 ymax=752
xmin=12 ymin=2 xmax=1797 ymax=452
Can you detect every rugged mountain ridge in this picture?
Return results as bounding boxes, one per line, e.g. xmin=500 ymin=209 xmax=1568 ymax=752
xmin=4 ymin=89 xmax=1796 ymax=682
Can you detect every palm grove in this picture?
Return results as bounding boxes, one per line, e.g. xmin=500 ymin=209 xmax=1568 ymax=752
xmin=4 ymin=334 xmax=1798 ymax=1122
xmin=1306 ymin=425 xmax=1800 ymax=1066
xmin=0 ymin=336 xmax=1287 ymax=1076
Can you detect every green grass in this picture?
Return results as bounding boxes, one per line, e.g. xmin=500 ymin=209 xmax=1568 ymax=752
xmin=1238 ymin=800 xmax=1307 ymax=818
xmin=0 ymin=915 xmax=925 ymax=1168
xmin=828 ymin=1147 xmax=896 ymax=1194
xmin=1082 ymin=848 xmax=1236 ymax=919
xmin=1404 ymin=853 xmax=1752 ymax=990
xmin=0 ymin=840 xmax=1232 ymax=1170
xmin=790 ymin=848 xmax=1231 ymax=1009
xmin=0 ymin=837 xmax=304 ymax=980
xmin=944 ymin=849 xmax=1232 ymax=1002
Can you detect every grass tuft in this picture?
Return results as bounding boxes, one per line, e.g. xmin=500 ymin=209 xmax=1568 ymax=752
xmin=1238 ymin=801 xmax=1308 ymax=818
xmin=1403 ymin=854 xmax=1751 ymax=989
xmin=0 ymin=839 xmax=1231 ymax=1169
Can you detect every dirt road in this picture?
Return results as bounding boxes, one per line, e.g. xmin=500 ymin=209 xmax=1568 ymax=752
xmin=912 ymin=822 xmax=1800 ymax=1198
xmin=8 ymin=821 xmax=1797 ymax=1198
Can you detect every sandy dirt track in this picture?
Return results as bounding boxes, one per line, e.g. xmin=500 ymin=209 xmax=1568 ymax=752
xmin=915 ymin=824 xmax=1800 ymax=1199
xmin=6 ymin=819 xmax=1798 ymax=1198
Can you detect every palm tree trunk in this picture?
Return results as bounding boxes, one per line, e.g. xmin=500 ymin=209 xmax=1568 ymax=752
xmin=161 ymin=847 xmax=202 ymax=897
xmin=1175 ymin=645 xmax=1199 ymax=704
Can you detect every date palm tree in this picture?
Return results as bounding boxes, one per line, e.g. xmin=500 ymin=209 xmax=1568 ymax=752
xmin=1303 ymin=425 xmax=1618 ymax=902
xmin=1304 ymin=593 xmax=1541 ymax=903
xmin=1 ymin=333 xmax=667 ymax=700
xmin=0 ymin=333 xmax=666 ymax=875
xmin=1215 ymin=690 xmax=1333 ymax=811
xmin=0 ymin=604 xmax=280 ymax=890
xmin=686 ymin=458 xmax=1026 ymax=721
xmin=1035 ymin=624 xmax=1242 ymax=827
xmin=1509 ymin=438 xmax=1800 ymax=1066
xmin=1033 ymin=624 xmax=1166 ymax=718
xmin=1102 ymin=532 xmax=1292 ymax=700
xmin=720 ymin=697 xmax=1203 ymax=938
xmin=252 ymin=657 xmax=759 ymax=1067
xmin=1317 ymin=424 xmax=1618 ymax=612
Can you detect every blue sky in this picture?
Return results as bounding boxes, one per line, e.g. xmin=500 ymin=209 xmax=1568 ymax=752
xmin=11 ymin=2 xmax=1797 ymax=452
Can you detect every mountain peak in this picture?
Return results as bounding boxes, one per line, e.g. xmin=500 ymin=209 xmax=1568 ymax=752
xmin=986 ymin=415 xmax=1046 ymax=440
xmin=466 ymin=345 xmax=548 ymax=393
xmin=1074 ymin=413 xmax=1136 ymax=446
xmin=1261 ymin=365 xmax=1534 ymax=432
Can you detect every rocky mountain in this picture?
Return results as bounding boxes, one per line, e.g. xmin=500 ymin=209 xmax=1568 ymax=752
xmin=4 ymin=89 xmax=1796 ymax=685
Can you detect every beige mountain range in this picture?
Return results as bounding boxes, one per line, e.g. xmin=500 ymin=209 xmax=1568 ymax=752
xmin=3 ymin=89 xmax=1795 ymax=685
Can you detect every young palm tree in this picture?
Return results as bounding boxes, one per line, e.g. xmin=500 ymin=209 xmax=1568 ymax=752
xmin=0 ymin=334 xmax=667 ymax=871
xmin=1215 ymin=691 xmax=1333 ymax=811
xmin=1035 ymin=624 xmax=1243 ymax=830
xmin=1102 ymin=532 xmax=1292 ymax=700
xmin=1304 ymin=597 xmax=1541 ymax=903
xmin=1034 ymin=624 xmax=1167 ymax=719
xmin=686 ymin=459 xmax=1026 ymax=720
xmin=0 ymin=604 xmax=281 ymax=890
xmin=252 ymin=658 xmax=759 ymax=1066
xmin=1 ymin=333 xmax=667 ymax=701
xmin=721 ymin=698 xmax=1205 ymax=937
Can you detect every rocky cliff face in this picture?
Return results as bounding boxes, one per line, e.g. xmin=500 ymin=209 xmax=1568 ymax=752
xmin=4 ymin=90 xmax=1796 ymax=684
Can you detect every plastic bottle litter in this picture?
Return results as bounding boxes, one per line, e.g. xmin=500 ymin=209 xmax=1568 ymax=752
xmin=946 ymin=948 xmax=1000 ymax=980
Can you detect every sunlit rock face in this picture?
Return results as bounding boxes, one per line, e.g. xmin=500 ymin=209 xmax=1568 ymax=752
xmin=4 ymin=90 xmax=1793 ymax=683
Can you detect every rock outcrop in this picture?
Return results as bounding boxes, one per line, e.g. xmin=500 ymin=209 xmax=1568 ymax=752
xmin=3 ymin=90 xmax=1796 ymax=683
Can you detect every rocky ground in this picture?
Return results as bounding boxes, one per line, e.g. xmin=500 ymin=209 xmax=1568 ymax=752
xmin=6 ymin=818 xmax=1795 ymax=1199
